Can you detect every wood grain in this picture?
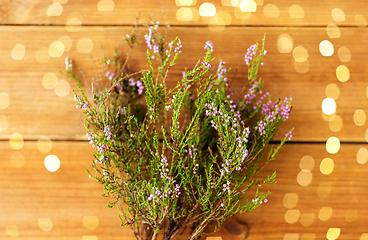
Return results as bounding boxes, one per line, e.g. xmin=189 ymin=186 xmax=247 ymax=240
xmin=3 ymin=0 xmax=368 ymax=27
xmin=1 ymin=26 xmax=368 ymax=141
xmin=1 ymin=142 xmax=367 ymax=239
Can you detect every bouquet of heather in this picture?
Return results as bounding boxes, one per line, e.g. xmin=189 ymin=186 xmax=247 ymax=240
xmin=67 ymin=21 xmax=292 ymax=240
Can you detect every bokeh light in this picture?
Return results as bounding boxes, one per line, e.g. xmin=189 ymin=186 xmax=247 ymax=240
xmin=289 ymin=4 xmax=304 ymax=19
xmin=37 ymin=136 xmax=53 ymax=153
xmin=332 ymin=8 xmax=345 ymax=21
xmin=11 ymin=44 xmax=26 ymax=60
xmin=54 ymin=80 xmax=70 ymax=97
xmin=297 ymin=170 xmax=312 ymax=186
xmin=319 ymin=207 xmax=333 ymax=221
xmin=336 ymin=65 xmax=350 ymax=82
xmin=326 ymin=23 xmax=340 ymax=38
xmin=300 ymin=155 xmax=314 ymax=171
xmin=345 ymin=209 xmax=358 ymax=222
xmin=77 ymin=37 xmax=93 ymax=53
xmin=355 ymin=14 xmax=367 ymax=27
xmin=317 ymin=182 xmax=331 ymax=198
xmin=42 ymin=72 xmax=58 ymax=90
xmin=199 ymin=3 xmax=216 ymax=17
xmin=322 ymin=98 xmax=336 ymax=115
xmin=285 ymin=210 xmax=300 ymax=224
xmin=36 ymin=47 xmax=50 ymax=63
xmin=38 ymin=218 xmax=53 ymax=232
xmin=338 ymin=46 xmax=351 ymax=62
xmin=329 ymin=115 xmax=343 ymax=132
xmin=357 ymin=148 xmax=368 ymax=164
xmin=293 ymin=46 xmax=308 ymax=62
xmin=284 ymin=233 xmax=300 ymax=240
xmin=83 ymin=216 xmax=99 ymax=230
xmin=354 ymin=109 xmax=366 ymax=126
xmin=319 ymin=40 xmax=334 ymax=56
xmin=320 ymin=158 xmax=334 ymax=175
xmin=240 ymin=0 xmax=257 ymax=12
xmin=44 ymin=155 xmax=61 ymax=172
xmin=176 ymin=0 xmax=196 ymax=6
xmin=277 ymin=34 xmax=293 ymax=53
xmin=283 ymin=193 xmax=298 ymax=208
xmin=58 ymin=36 xmax=72 ymax=51
xmin=47 ymin=3 xmax=63 ymax=16
xmin=263 ymin=4 xmax=279 ymax=18
xmin=49 ymin=41 xmax=64 ymax=58
xmin=294 ymin=60 xmax=309 ymax=74
xmin=326 ymin=83 xmax=340 ymax=100
xmin=5 ymin=225 xmax=19 ymax=238
xmin=326 ymin=137 xmax=340 ymax=154
xmin=300 ymin=213 xmax=315 ymax=227
xmin=327 ymin=228 xmax=340 ymax=240
xmin=0 ymin=115 xmax=8 ymax=132
xmin=97 ymin=0 xmax=114 ymax=11
xmin=10 ymin=133 xmax=24 ymax=150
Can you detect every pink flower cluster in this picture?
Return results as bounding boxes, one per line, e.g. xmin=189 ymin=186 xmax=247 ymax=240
xmin=74 ymin=95 xmax=88 ymax=110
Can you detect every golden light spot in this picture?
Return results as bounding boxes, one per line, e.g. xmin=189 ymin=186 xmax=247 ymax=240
xmin=317 ymin=182 xmax=331 ymax=198
xmin=301 ymin=234 xmax=316 ymax=240
xmin=53 ymin=0 xmax=68 ymax=3
xmin=326 ymin=137 xmax=340 ymax=154
xmin=294 ymin=60 xmax=309 ymax=74
xmin=5 ymin=225 xmax=19 ymax=238
xmin=227 ymin=0 xmax=240 ymax=7
xmin=199 ymin=3 xmax=216 ymax=17
xmin=331 ymin=8 xmax=345 ymax=22
xmin=355 ymin=14 xmax=367 ymax=27
xmin=54 ymin=80 xmax=70 ymax=97
xmin=332 ymin=8 xmax=345 ymax=21
xmin=365 ymin=129 xmax=368 ymax=142
xmin=277 ymin=33 xmax=293 ymax=53
xmin=297 ymin=170 xmax=312 ymax=186
xmin=300 ymin=155 xmax=314 ymax=171
xmin=300 ymin=213 xmax=315 ymax=227
xmin=176 ymin=8 xmax=194 ymax=21
xmin=0 ymin=115 xmax=8 ymax=132
xmin=35 ymin=47 xmax=50 ymax=63
xmin=322 ymin=112 xmax=335 ymax=121
xmin=48 ymin=41 xmax=64 ymax=58
xmin=338 ymin=46 xmax=351 ymax=62
xmin=354 ymin=109 xmax=366 ymax=126
xmin=66 ymin=12 xmax=83 ymax=32
xmin=263 ymin=4 xmax=279 ymax=18
xmin=47 ymin=3 xmax=63 ymax=16
xmin=320 ymin=158 xmax=334 ymax=175
xmin=97 ymin=0 xmax=114 ymax=11
xmin=208 ymin=17 xmax=225 ymax=32
xmin=44 ymin=154 xmax=60 ymax=172
xmin=326 ymin=23 xmax=340 ymax=38
xmin=361 ymin=233 xmax=368 ymax=240
xmin=216 ymin=11 xmax=232 ymax=25
xmin=240 ymin=0 xmax=257 ymax=12
xmin=11 ymin=44 xmax=26 ymax=60
xmin=345 ymin=209 xmax=358 ymax=222
xmin=58 ymin=36 xmax=72 ymax=51
xmin=319 ymin=40 xmax=334 ymax=56
xmin=11 ymin=152 xmax=25 ymax=168
xmin=336 ymin=65 xmax=350 ymax=82
xmin=282 ymin=193 xmax=298 ymax=209
xmin=0 ymin=92 xmax=10 ymax=109
xmin=37 ymin=136 xmax=52 ymax=153
xmin=284 ymin=233 xmax=299 ymax=240
xmin=319 ymin=207 xmax=333 ymax=221
xmin=77 ymin=37 xmax=93 ymax=54
xmin=38 ymin=218 xmax=53 ymax=232
xmin=289 ymin=4 xmax=304 ymax=19
xmin=175 ymin=0 xmax=196 ymax=6
xmin=326 ymin=84 xmax=340 ymax=100
xmin=329 ymin=115 xmax=343 ymax=132
xmin=284 ymin=209 xmax=300 ymax=224
xmin=42 ymin=73 xmax=58 ymax=90
xmin=206 ymin=237 xmax=222 ymax=240
xmin=10 ymin=133 xmax=24 ymax=150
xmin=293 ymin=46 xmax=308 ymax=62
xmin=357 ymin=148 xmax=368 ymax=164
xmin=322 ymin=98 xmax=336 ymax=115
xmin=82 ymin=237 xmax=98 ymax=240
xmin=327 ymin=228 xmax=340 ymax=240
xmin=83 ymin=216 xmax=99 ymax=230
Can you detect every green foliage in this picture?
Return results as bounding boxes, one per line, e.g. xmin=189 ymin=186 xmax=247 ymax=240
xmin=67 ymin=22 xmax=292 ymax=240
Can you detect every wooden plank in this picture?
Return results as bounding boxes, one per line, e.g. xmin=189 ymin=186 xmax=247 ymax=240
xmin=1 ymin=141 xmax=368 ymax=239
xmin=1 ymin=25 xmax=367 ymax=142
xmin=3 ymin=0 xmax=368 ymax=27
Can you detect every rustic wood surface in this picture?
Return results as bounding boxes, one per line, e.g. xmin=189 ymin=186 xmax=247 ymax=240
xmin=1 ymin=0 xmax=368 ymax=239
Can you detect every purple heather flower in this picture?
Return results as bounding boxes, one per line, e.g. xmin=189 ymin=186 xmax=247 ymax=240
xmin=204 ymin=41 xmax=214 ymax=52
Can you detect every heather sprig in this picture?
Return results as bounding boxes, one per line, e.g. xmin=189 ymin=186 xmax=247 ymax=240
xmin=67 ymin=21 xmax=292 ymax=240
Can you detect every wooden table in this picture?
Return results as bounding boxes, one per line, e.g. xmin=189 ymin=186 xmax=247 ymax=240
xmin=1 ymin=0 xmax=368 ymax=239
